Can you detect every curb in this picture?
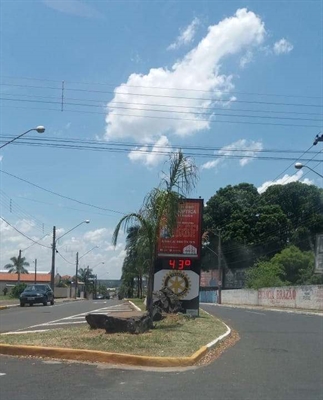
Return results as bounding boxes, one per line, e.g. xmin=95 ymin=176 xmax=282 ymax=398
xmin=0 ymin=308 xmax=231 ymax=367
xmin=0 ymin=304 xmax=19 ymax=310
xmin=0 ymin=343 xmax=209 ymax=368
xmin=127 ymin=300 xmax=143 ymax=312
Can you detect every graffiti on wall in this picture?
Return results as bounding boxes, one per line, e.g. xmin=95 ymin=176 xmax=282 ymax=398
xmin=200 ymin=270 xmax=219 ymax=287
xmin=259 ymin=287 xmax=296 ymax=301
xmin=225 ymin=269 xmax=247 ymax=289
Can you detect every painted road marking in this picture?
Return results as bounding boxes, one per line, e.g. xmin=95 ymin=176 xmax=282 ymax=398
xmin=0 ymin=373 xmax=6 ymax=377
xmin=1 ymin=329 xmax=50 ymax=335
xmin=14 ymin=303 xmax=132 ymax=332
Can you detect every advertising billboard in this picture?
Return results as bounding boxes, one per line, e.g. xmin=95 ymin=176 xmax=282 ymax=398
xmin=157 ymin=199 xmax=203 ymax=259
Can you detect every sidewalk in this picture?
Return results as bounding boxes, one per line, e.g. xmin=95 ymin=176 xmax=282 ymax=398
xmin=202 ymin=302 xmax=323 ymax=316
xmin=0 ymin=297 xmax=84 ymax=310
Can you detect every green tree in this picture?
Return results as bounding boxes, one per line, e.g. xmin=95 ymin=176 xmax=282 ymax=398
xmin=113 ymin=150 xmax=198 ymax=313
xmin=4 ymin=254 xmax=29 ymax=284
xmin=245 ymin=261 xmax=285 ymax=289
xmin=261 ymin=182 xmax=323 ymax=251
xmin=270 ymin=245 xmax=318 ymax=285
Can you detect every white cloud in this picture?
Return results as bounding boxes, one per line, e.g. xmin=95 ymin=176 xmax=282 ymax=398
xmin=104 ymin=9 xmax=266 ymax=145
xmin=273 ymin=38 xmax=293 ymax=55
xmin=0 ymin=155 xmax=3 ymax=162
xmin=168 ymin=17 xmax=200 ymax=50
xmin=128 ymin=136 xmax=172 ymax=167
xmin=257 ymin=170 xmax=314 ymax=194
xmin=240 ymin=50 xmax=253 ymax=68
xmin=42 ymin=0 xmax=103 ymax=19
xmin=83 ymin=228 xmax=111 ymax=243
xmin=0 ymin=219 xmax=124 ymax=280
xmin=201 ymin=139 xmax=263 ymax=170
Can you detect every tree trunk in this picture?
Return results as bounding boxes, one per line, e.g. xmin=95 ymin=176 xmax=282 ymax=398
xmin=136 ymin=275 xmax=140 ymax=298
xmin=146 ymin=259 xmax=155 ymax=315
xmin=139 ymin=274 xmax=143 ymax=298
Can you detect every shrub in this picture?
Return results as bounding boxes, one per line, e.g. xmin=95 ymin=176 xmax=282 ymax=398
xmin=10 ymin=283 xmax=27 ymax=298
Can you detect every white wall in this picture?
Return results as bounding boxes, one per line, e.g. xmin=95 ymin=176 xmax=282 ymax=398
xmin=54 ymin=287 xmax=70 ymax=298
xmin=222 ymin=289 xmax=258 ymax=305
xmin=222 ymin=285 xmax=323 ymax=311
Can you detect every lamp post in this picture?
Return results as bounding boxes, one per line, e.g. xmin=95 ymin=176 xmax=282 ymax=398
xmin=75 ymin=245 xmax=98 ymax=299
xmin=0 ymin=126 xmax=45 ymax=149
xmin=50 ymin=220 xmax=90 ymax=289
xmin=294 ymin=163 xmax=323 ymax=179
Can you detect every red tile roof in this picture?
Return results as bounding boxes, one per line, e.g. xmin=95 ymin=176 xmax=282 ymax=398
xmin=0 ymin=273 xmax=51 ymax=283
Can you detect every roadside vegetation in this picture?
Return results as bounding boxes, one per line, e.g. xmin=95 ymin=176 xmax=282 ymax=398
xmin=0 ymin=311 xmax=227 ymax=357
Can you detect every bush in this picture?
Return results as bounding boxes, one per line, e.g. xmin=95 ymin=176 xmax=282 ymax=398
xmin=10 ymin=283 xmax=27 ymax=298
xmin=245 ymin=261 xmax=285 ymax=289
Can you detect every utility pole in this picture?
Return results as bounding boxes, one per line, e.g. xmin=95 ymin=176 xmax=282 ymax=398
xmin=75 ymin=252 xmax=79 ymax=299
xmin=50 ymin=226 xmax=56 ymax=290
xmin=18 ymin=249 xmax=22 ymax=284
xmin=34 ymin=259 xmax=37 ymax=284
xmin=218 ymin=231 xmax=222 ymax=305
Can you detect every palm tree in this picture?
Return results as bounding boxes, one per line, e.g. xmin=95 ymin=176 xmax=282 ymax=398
xmin=77 ymin=267 xmax=95 ymax=297
xmin=113 ymin=150 xmax=198 ymax=313
xmin=121 ymin=226 xmax=150 ymax=298
xmin=5 ymin=253 xmax=29 ymax=284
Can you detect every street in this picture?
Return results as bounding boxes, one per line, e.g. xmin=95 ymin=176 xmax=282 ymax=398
xmin=0 ymin=299 xmax=124 ymax=333
xmin=0 ymin=304 xmax=322 ymax=400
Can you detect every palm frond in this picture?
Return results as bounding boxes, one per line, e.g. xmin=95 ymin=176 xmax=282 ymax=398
xmin=112 ymin=212 xmax=148 ymax=247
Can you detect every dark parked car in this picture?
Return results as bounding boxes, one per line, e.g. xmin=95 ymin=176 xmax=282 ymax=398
xmin=20 ymin=284 xmax=54 ymax=307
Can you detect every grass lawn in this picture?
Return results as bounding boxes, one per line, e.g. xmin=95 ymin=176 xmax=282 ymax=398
xmin=0 ymin=295 xmax=17 ymax=302
xmin=0 ymin=311 xmax=227 ymax=357
xmin=127 ymin=298 xmax=145 ymax=311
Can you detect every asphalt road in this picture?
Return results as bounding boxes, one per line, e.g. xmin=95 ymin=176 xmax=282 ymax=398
xmin=0 ymin=305 xmax=322 ymax=400
xmin=0 ymin=299 xmax=123 ymax=333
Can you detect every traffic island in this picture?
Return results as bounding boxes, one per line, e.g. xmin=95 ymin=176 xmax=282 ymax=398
xmin=0 ymin=309 xmax=231 ymax=367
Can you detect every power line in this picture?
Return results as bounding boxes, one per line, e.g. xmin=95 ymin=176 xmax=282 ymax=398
xmin=0 ymin=97 xmax=321 ymax=128
xmin=0 ymin=169 xmax=125 ymax=215
xmin=0 ymin=216 xmax=51 ymax=249
xmin=3 ymin=92 xmax=323 ymax=117
xmin=16 ymin=196 xmax=118 ymax=218
xmin=0 ymin=189 xmax=47 ymax=233
xmin=275 ymin=148 xmax=323 ymax=186
xmin=56 ymin=250 xmax=75 ymax=265
xmin=1 ymin=101 xmax=321 ymax=128
xmin=2 ymin=139 xmax=323 ymax=163
xmin=2 ymin=135 xmax=322 ymax=155
xmin=1 ymin=83 xmax=322 ymax=108
xmin=2 ymin=75 xmax=322 ymax=99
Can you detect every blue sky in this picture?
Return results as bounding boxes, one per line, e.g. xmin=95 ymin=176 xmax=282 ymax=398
xmin=0 ymin=0 xmax=322 ymax=279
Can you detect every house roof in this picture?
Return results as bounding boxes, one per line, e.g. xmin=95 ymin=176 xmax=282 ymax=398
xmin=61 ymin=275 xmax=72 ymax=280
xmin=0 ymin=273 xmax=51 ymax=283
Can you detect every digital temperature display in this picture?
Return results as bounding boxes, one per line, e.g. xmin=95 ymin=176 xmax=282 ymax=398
xmin=168 ymin=259 xmax=192 ymax=270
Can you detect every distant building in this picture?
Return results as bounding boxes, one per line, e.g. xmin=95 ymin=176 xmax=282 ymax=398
xmin=0 ymin=272 xmax=51 ymax=293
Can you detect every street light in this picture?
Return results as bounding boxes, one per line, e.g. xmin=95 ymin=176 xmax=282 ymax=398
xmin=93 ymin=261 xmax=105 ymax=269
xmin=51 ymin=220 xmax=90 ymax=289
xmin=294 ymin=163 xmax=323 ymax=179
xmin=0 ymin=126 xmax=46 ymax=149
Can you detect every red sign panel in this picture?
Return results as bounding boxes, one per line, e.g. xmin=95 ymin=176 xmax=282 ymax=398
xmin=157 ymin=199 xmax=203 ymax=259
